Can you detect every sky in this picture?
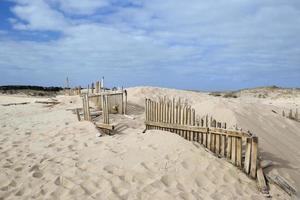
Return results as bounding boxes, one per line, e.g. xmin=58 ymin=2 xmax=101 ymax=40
xmin=0 ymin=0 xmax=299 ymax=91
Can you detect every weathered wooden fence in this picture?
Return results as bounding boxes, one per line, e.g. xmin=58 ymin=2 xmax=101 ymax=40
xmin=88 ymin=90 xmax=127 ymax=114
xmin=145 ymin=97 xmax=259 ymax=180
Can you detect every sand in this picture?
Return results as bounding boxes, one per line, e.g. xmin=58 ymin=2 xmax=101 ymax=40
xmin=128 ymin=86 xmax=300 ymax=194
xmin=0 ymin=88 xmax=297 ymax=200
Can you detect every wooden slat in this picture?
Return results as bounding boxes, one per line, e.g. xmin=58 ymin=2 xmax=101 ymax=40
xmin=179 ymin=104 xmax=184 ymax=137
xmin=145 ymin=121 xmax=208 ymax=133
xmin=76 ymin=108 xmax=81 ymax=121
xmin=187 ymin=107 xmax=191 ymax=140
xmin=192 ymin=109 xmax=195 ymax=141
xmin=215 ymin=134 xmax=220 ymax=155
xmin=257 ymin=162 xmax=269 ymax=194
xmin=95 ymin=122 xmax=114 ymax=130
xmin=124 ymin=90 xmax=127 ymax=115
xmin=226 ymin=136 xmax=232 ymax=160
xmin=231 ymin=137 xmax=237 ymax=165
xmin=175 ymin=104 xmax=179 ymax=134
xmin=210 ymin=133 xmax=215 ymax=152
xmin=82 ymin=96 xmax=87 ymax=120
xmin=220 ymin=135 xmax=226 ymax=157
xmin=266 ymin=174 xmax=297 ymax=197
xmin=204 ymin=130 xmax=209 ymax=147
xmin=210 ymin=128 xmax=250 ymax=137
xmin=250 ymin=136 xmax=258 ymax=178
xmin=236 ymin=137 xmax=242 ymax=168
xmin=244 ymin=137 xmax=252 ymax=174
xmin=145 ymin=99 xmax=148 ymax=122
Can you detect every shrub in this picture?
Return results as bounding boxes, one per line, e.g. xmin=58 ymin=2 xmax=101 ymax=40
xmin=209 ymin=92 xmax=222 ymax=97
xmin=223 ymin=92 xmax=238 ymax=98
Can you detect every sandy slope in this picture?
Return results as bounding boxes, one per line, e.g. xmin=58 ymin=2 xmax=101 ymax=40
xmin=127 ymin=86 xmax=300 ymax=195
xmin=0 ymin=92 xmax=294 ymax=200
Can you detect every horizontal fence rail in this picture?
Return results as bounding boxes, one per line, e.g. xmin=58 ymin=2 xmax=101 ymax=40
xmin=145 ymin=97 xmax=258 ymax=179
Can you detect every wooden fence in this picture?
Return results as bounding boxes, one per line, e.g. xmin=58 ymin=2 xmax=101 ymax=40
xmin=88 ymin=90 xmax=127 ymax=114
xmin=145 ymin=97 xmax=259 ymax=180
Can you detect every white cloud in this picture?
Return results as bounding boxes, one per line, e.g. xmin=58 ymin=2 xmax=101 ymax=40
xmin=54 ymin=0 xmax=109 ymax=15
xmin=10 ymin=0 xmax=69 ymax=31
xmin=1 ymin=0 xmax=300 ymax=89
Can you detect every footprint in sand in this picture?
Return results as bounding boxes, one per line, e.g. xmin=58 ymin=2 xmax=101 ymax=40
xmin=27 ymin=153 xmax=35 ymax=157
xmin=15 ymin=188 xmax=25 ymax=196
xmin=29 ymin=164 xmax=39 ymax=172
xmin=47 ymin=143 xmax=55 ymax=148
xmin=68 ymin=145 xmax=75 ymax=151
xmin=14 ymin=167 xmax=23 ymax=172
xmin=148 ymin=144 xmax=157 ymax=150
xmin=181 ymin=161 xmax=190 ymax=170
xmin=32 ymin=171 xmax=43 ymax=178
xmin=160 ymin=175 xmax=176 ymax=187
xmin=3 ymin=163 xmax=12 ymax=168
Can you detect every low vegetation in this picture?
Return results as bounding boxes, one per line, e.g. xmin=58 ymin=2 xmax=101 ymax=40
xmin=0 ymin=85 xmax=63 ymax=97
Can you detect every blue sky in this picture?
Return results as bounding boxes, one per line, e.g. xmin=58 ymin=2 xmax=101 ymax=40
xmin=0 ymin=0 xmax=299 ymax=91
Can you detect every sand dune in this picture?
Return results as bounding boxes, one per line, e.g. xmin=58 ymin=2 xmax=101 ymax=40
xmin=128 ymin=86 xmax=300 ymax=194
xmin=0 ymin=89 xmax=297 ymax=199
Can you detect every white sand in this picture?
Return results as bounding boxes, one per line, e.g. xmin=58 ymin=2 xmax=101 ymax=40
xmin=128 ymin=86 xmax=300 ymax=194
xmin=0 ymin=89 xmax=296 ymax=200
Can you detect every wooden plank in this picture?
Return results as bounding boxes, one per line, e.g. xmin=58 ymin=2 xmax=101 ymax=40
xmin=124 ymin=90 xmax=127 ymax=115
xmin=200 ymin=132 xmax=203 ymax=145
xmin=35 ymin=101 xmax=60 ymax=105
xmin=76 ymin=108 xmax=81 ymax=121
xmin=210 ymin=133 xmax=215 ymax=152
xmin=205 ymin=130 xmax=209 ymax=147
xmin=231 ymin=137 xmax=237 ymax=165
xmin=226 ymin=136 xmax=232 ymax=160
xmin=244 ymin=137 xmax=252 ymax=174
xmin=215 ymin=134 xmax=220 ymax=155
xmin=257 ymin=162 xmax=269 ymax=194
xmin=2 ymin=102 xmax=30 ymax=106
xmin=82 ymin=96 xmax=86 ymax=120
xmin=95 ymin=122 xmax=114 ymax=130
xmin=209 ymin=128 xmax=250 ymax=137
xmin=144 ymin=121 xmax=209 ymax=133
xmin=266 ymin=174 xmax=297 ymax=197
xmin=220 ymin=135 xmax=226 ymax=157
xmin=170 ymin=99 xmax=174 ymax=133
xmin=182 ymin=106 xmax=187 ymax=139
xmin=236 ymin=137 xmax=242 ymax=168
xmin=250 ymin=136 xmax=258 ymax=178
xmin=186 ymin=107 xmax=191 ymax=140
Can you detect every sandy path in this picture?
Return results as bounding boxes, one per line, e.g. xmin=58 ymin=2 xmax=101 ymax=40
xmin=0 ymin=94 xmax=291 ymax=199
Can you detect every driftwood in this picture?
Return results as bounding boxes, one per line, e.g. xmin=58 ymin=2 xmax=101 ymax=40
xmin=79 ymin=111 xmax=102 ymax=117
xmin=94 ymin=122 xmax=115 ymax=131
xmin=266 ymin=174 xmax=299 ymax=199
xmin=256 ymin=162 xmax=269 ymax=194
xmin=2 ymin=102 xmax=30 ymax=106
xmin=35 ymin=101 xmax=60 ymax=105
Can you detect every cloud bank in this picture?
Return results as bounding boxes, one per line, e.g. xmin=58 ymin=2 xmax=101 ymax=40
xmin=0 ymin=0 xmax=299 ymax=90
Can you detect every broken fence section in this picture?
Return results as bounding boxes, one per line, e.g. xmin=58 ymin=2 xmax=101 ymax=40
xmin=144 ymin=97 xmax=261 ymax=182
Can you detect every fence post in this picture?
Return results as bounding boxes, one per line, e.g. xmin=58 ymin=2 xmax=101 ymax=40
xmin=231 ymin=136 xmax=237 ymax=165
xmin=226 ymin=136 xmax=232 ymax=160
xmin=236 ymin=137 xmax=242 ymax=168
xmin=250 ymin=136 xmax=258 ymax=178
xmin=86 ymin=94 xmax=91 ymax=121
xmin=244 ymin=137 xmax=252 ymax=174
xmin=76 ymin=108 xmax=81 ymax=121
